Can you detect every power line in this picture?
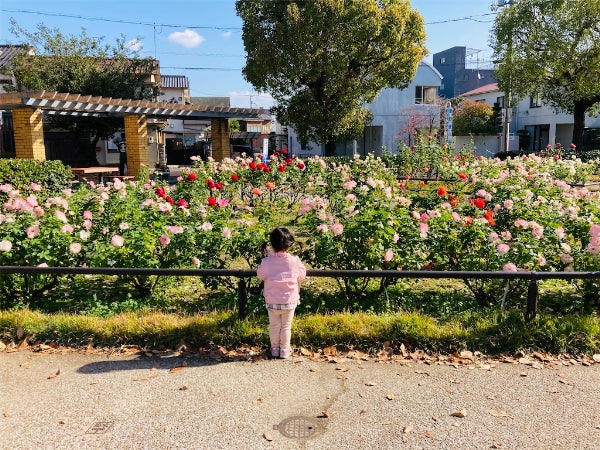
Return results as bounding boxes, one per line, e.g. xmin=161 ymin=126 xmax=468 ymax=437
xmin=1 ymin=7 xmax=497 ymax=30
xmin=0 ymin=8 xmax=241 ymax=31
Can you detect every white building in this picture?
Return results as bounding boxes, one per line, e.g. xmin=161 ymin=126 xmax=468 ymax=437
xmin=287 ymin=61 xmax=444 ymax=157
xmin=460 ymin=83 xmax=600 ymax=154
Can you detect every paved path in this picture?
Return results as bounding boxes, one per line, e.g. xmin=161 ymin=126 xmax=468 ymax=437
xmin=1 ymin=350 xmax=599 ymax=449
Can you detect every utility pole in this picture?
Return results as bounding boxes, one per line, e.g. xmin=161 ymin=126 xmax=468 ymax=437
xmin=491 ymin=0 xmax=516 ymax=153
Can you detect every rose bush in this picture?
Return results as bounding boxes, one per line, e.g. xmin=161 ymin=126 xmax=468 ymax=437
xmin=0 ymin=148 xmax=598 ymax=309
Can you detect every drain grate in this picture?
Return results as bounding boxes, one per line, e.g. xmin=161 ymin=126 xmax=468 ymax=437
xmin=274 ymin=416 xmax=321 ymax=439
xmin=86 ymin=420 xmax=114 ymax=434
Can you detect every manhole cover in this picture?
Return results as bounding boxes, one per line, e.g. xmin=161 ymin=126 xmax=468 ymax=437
xmin=274 ymin=416 xmax=321 ymax=439
xmin=86 ymin=421 xmax=114 ymax=434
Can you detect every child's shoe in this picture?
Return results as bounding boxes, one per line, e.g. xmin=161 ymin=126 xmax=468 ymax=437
xmin=270 ymin=347 xmax=280 ymax=358
xmin=279 ymin=346 xmax=292 ymax=359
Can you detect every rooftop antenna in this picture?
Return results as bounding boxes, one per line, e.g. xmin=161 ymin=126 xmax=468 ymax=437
xmin=491 ymin=0 xmax=515 ymax=12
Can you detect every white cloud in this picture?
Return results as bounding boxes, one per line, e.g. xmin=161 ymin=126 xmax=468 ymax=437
xmin=127 ymin=39 xmax=143 ymax=52
xmin=168 ymin=29 xmax=205 ymax=48
xmin=222 ymin=31 xmax=232 ymax=38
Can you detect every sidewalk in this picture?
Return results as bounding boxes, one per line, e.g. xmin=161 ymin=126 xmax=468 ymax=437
xmin=1 ymin=349 xmax=599 ymax=449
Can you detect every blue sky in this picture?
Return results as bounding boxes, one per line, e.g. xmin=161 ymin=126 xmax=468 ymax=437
xmin=0 ymin=0 xmax=498 ymax=108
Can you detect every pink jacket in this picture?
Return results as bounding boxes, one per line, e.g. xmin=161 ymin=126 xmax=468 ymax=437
xmin=256 ymin=252 xmax=307 ymax=305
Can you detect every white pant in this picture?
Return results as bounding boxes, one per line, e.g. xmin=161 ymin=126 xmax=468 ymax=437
xmin=267 ymin=308 xmax=296 ymax=349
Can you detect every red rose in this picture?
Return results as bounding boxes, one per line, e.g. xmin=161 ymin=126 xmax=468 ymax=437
xmin=154 ymin=187 xmax=166 ymax=198
xmin=249 ymin=162 xmax=257 ymax=170
xmin=207 ymin=197 xmax=217 ymax=206
xmin=165 ymin=196 xmax=174 ymax=205
xmin=570 ymin=143 xmax=576 ymax=149
xmin=474 ymin=198 xmax=485 ymax=209
xmin=231 ymin=173 xmax=239 ymax=181
xmin=206 ymin=179 xmax=216 ymax=189
xmin=282 ymin=148 xmax=288 ymax=154
xmin=215 ymin=182 xmax=223 ymax=190
xmin=186 ymin=173 xmax=197 ymax=181
xmin=176 ymin=198 xmax=188 ymax=208
xmin=458 ymin=172 xmax=467 ymax=180
xmin=437 ymin=186 xmax=447 ymax=197
xmin=286 ymin=158 xmax=293 ymax=164
xmin=297 ymin=162 xmax=305 ymax=170
xmin=263 ymin=165 xmax=271 ymax=173
xmin=278 ymin=165 xmax=286 ymax=172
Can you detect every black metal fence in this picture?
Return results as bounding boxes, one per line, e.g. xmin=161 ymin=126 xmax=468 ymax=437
xmin=0 ymin=266 xmax=598 ymax=321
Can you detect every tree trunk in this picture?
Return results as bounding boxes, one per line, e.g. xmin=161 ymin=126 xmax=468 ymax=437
xmin=324 ymin=141 xmax=336 ymax=157
xmin=571 ymin=101 xmax=587 ymax=148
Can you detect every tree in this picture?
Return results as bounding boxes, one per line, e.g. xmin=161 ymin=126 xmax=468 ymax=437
xmin=491 ymin=0 xmax=600 ymax=147
xmin=6 ymin=20 xmax=159 ymax=164
xmin=236 ymin=0 xmax=427 ymax=156
xmin=452 ymin=99 xmax=495 ymax=136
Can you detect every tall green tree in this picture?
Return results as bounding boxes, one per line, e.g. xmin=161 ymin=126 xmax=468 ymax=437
xmin=6 ymin=20 xmax=159 ymax=164
xmin=236 ymin=0 xmax=427 ymax=156
xmin=491 ymin=0 xmax=600 ymax=148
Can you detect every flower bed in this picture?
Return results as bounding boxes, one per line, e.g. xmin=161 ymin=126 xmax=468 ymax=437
xmin=0 ymin=151 xmax=598 ymax=308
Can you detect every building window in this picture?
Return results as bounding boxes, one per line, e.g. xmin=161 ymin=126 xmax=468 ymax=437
xmin=530 ymin=94 xmax=542 ymax=108
xmin=496 ymin=96 xmax=505 ymax=108
xmin=415 ymin=86 xmax=437 ymax=104
xmin=440 ymin=57 xmax=446 ymax=64
xmin=247 ymin=125 xmax=262 ymax=132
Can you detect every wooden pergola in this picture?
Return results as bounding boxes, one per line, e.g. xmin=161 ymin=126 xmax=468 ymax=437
xmin=0 ymin=91 xmax=267 ymax=176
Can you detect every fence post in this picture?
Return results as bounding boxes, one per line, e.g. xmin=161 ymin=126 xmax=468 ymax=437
xmin=526 ymin=273 xmax=538 ymax=321
xmin=237 ymin=278 xmax=248 ymax=320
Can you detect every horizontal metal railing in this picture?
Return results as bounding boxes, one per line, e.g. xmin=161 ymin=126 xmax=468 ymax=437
xmin=1 ymin=266 xmax=598 ymax=320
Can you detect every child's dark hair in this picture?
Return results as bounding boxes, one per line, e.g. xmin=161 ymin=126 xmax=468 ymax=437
xmin=262 ymin=227 xmax=296 ymax=253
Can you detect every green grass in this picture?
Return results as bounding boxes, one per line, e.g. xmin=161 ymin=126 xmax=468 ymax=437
xmin=1 ymin=276 xmax=598 ymax=355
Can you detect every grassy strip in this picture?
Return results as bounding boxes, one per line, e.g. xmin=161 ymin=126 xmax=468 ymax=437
xmin=1 ymin=309 xmax=599 ymax=355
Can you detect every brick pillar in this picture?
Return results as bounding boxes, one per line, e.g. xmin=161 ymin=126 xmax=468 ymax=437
xmin=12 ymin=107 xmax=46 ymax=160
xmin=123 ymin=114 xmax=148 ymax=178
xmin=211 ymin=118 xmax=230 ymax=161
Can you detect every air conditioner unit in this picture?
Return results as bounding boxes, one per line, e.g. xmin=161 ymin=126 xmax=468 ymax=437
xmin=148 ymin=136 xmax=154 ymax=144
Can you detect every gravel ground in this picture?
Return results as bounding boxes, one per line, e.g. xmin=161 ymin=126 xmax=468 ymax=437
xmin=1 ymin=350 xmax=599 ymax=450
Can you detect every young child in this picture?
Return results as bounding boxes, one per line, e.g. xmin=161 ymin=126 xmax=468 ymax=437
xmin=257 ymin=227 xmax=306 ymax=359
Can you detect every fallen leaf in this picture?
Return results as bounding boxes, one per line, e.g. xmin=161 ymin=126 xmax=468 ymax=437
xmin=424 ymin=431 xmax=434 ymax=439
xmin=263 ymin=432 xmax=273 ymax=441
xmin=47 ymin=369 xmax=60 ymax=379
xmin=0 ymin=341 xmax=6 ymax=351
xmin=365 ymin=381 xmax=376 ymax=386
xmin=490 ymin=409 xmax=511 ymax=418
xmin=450 ymin=409 xmax=467 ymax=418
xmin=16 ymin=326 xmax=24 ymax=340
xmin=335 ymin=367 xmax=349 ymax=372
xmin=179 ymin=386 xmax=188 ymax=391
xmin=253 ymin=398 xmax=262 ymax=405
xmin=558 ymin=379 xmax=570 ymax=385
xmin=59 ymin=420 xmax=67 ymax=424
xmin=520 ymin=372 xmax=528 ymax=377
xmin=323 ymin=345 xmax=337 ymax=356
xmin=359 ymin=409 xmax=368 ymax=415
xmin=3 ymin=412 xmax=11 ymax=417
xmin=415 ymin=370 xmax=430 ymax=376
xmin=491 ymin=443 xmax=502 ymax=449
xmin=460 ymin=350 xmax=473 ymax=359
xmin=299 ymin=347 xmax=313 ymax=357
xmin=399 ymin=343 xmax=408 ymax=357
xmin=403 ymin=424 xmax=413 ymax=434
xmin=309 ymin=367 xmax=319 ymax=372
xmin=386 ymin=393 xmax=395 ymax=400
xmin=317 ymin=411 xmax=329 ymax=418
